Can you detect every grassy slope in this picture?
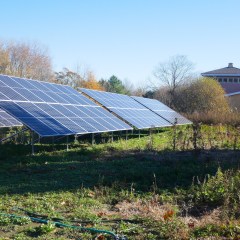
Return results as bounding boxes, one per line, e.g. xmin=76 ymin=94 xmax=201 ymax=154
xmin=1 ymin=127 xmax=240 ymax=239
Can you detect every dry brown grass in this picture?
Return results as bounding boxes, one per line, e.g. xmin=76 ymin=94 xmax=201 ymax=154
xmin=185 ymin=111 xmax=240 ymax=126
xmin=114 ymin=199 xmax=175 ymax=220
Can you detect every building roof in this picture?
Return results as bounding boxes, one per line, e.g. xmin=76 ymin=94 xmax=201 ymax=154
xmin=220 ymin=82 xmax=240 ymax=95
xmin=202 ymin=63 xmax=240 ymax=77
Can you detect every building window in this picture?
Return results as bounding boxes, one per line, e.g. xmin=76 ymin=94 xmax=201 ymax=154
xmin=218 ymin=78 xmax=222 ymax=82
xmin=229 ymin=78 xmax=233 ymax=82
xmin=224 ymin=78 xmax=228 ymax=82
xmin=234 ymin=78 xmax=238 ymax=83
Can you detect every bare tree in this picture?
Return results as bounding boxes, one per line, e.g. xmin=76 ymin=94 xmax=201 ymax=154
xmin=153 ymin=55 xmax=193 ymax=107
xmin=152 ymin=86 xmax=172 ymax=107
xmin=54 ymin=68 xmax=84 ymax=88
xmin=132 ymin=86 xmax=147 ymax=96
xmin=122 ymin=79 xmax=135 ymax=95
xmin=0 ymin=40 xmax=53 ymax=81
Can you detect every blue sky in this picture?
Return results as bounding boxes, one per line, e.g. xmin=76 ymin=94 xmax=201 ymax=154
xmin=1 ymin=0 xmax=240 ymax=87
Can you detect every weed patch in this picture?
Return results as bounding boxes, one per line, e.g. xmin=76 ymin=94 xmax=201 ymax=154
xmin=1 ymin=128 xmax=240 ymax=239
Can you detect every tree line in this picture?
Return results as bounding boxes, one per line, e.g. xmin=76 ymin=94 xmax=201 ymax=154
xmin=0 ymin=40 xmax=132 ymax=94
xmin=0 ymin=40 xmax=232 ymax=124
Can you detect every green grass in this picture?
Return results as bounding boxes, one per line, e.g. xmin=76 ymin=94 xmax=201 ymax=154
xmin=1 ymin=126 xmax=240 ymax=239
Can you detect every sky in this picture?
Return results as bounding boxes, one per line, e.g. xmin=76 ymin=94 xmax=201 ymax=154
xmin=1 ymin=0 xmax=240 ymax=87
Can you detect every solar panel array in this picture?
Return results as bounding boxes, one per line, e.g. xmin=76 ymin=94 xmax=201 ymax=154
xmin=132 ymin=96 xmax=192 ymax=125
xmin=80 ymin=88 xmax=172 ymax=129
xmin=0 ymin=75 xmax=132 ymax=136
xmin=0 ymin=109 xmax=22 ymax=128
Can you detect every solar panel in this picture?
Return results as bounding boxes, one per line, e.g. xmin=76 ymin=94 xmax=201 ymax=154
xmin=79 ymin=88 xmax=172 ymax=129
xmin=0 ymin=109 xmax=23 ymax=128
xmin=0 ymin=75 xmax=132 ymax=137
xmin=131 ymin=96 xmax=192 ymax=125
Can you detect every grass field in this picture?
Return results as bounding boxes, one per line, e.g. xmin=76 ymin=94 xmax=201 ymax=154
xmin=1 ymin=126 xmax=240 ymax=239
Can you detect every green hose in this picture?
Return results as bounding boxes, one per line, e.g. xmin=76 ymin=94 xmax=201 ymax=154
xmin=0 ymin=212 xmax=126 ymax=239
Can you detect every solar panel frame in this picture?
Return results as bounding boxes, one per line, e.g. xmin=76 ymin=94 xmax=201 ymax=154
xmin=79 ymin=88 xmax=173 ymax=129
xmin=0 ymin=75 xmax=133 ymax=137
xmin=131 ymin=96 xmax=192 ymax=125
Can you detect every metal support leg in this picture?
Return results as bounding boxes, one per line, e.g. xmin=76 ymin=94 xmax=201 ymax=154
xmin=15 ymin=130 xmax=17 ymax=142
xmin=92 ymin=133 xmax=94 ymax=145
xmin=66 ymin=135 xmax=69 ymax=151
xmin=173 ymin=118 xmax=178 ymax=151
xmin=126 ymin=130 xmax=128 ymax=141
xmin=31 ymin=131 xmax=35 ymax=156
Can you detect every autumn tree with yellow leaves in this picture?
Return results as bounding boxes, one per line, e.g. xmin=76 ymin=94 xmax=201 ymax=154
xmin=55 ymin=68 xmax=103 ymax=90
xmin=81 ymin=71 xmax=103 ymax=90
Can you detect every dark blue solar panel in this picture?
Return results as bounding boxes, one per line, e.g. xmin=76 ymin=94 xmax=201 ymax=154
xmin=0 ymin=109 xmax=22 ymax=128
xmin=62 ymin=85 xmax=80 ymax=95
xmin=0 ymin=80 xmax=8 ymax=87
xmin=82 ymin=118 xmax=108 ymax=131
xmin=30 ymin=80 xmax=53 ymax=92
xmin=0 ymin=74 xmax=132 ymax=136
xmin=0 ymin=119 xmax=11 ymax=126
xmin=0 ymin=91 xmax=10 ymax=100
xmin=16 ymin=102 xmax=50 ymax=118
xmin=80 ymin=88 xmax=172 ymax=129
xmin=131 ymin=96 xmax=192 ymax=125
xmin=54 ymin=118 xmax=88 ymax=133
xmin=53 ymin=84 xmax=74 ymax=94
xmin=47 ymin=92 xmax=69 ymax=104
xmin=71 ymin=94 xmax=95 ymax=105
xmin=32 ymin=103 xmax=65 ymax=118
xmin=54 ymin=105 xmax=79 ymax=117
xmin=58 ymin=93 xmax=80 ymax=104
xmin=19 ymin=117 xmax=65 ymax=136
xmin=96 ymin=118 xmax=119 ymax=130
xmin=0 ymin=86 xmax=27 ymax=101
xmin=0 ymin=102 xmax=34 ymax=118
xmin=31 ymin=90 xmax=57 ymax=102
xmin=7 ymin=118 xmax=22 ymax=126
xmin=12 ymin=77 xmax=38 ymax=90
xmin=0 ymin=76 xmax=23 ymax=88
xmin=80 ymin=107 xmax=99 ymax=117
xmin=68 ymin=118 xmax=98 ymax=132
xmin=16 ymin=88 xmax=44 ymax=102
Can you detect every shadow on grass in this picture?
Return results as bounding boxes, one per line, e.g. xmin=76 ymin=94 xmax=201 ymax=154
xmin=1 ymin=143 xmax=240 ymax=195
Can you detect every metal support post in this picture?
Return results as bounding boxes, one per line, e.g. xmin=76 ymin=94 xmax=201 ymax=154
xmin=173 ymin=118 xmax=178 ymax=151
xmin=31 ymin=131 xmax=35 ymax=156
xmin=92 ymin=133 xmax=95 ymax=145
xmin=66 ymin=135 xmax=69 ymax=151
xmin=126 ymin=130 xmax=128 ymax=141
